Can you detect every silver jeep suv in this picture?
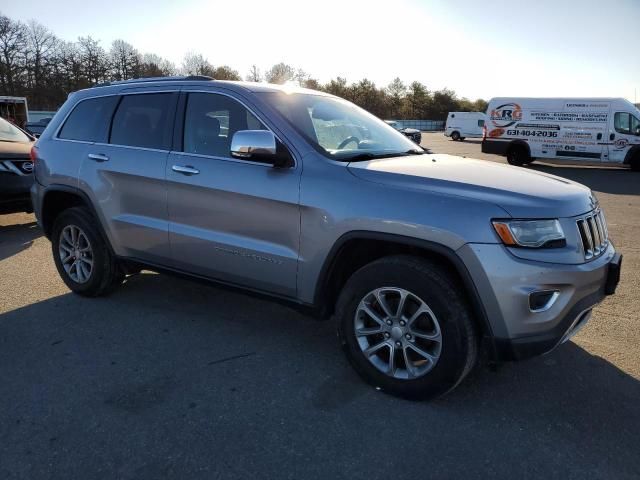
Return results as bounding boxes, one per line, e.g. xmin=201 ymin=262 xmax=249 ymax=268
xmin=31 ymin=77 xmax=622 ymax=399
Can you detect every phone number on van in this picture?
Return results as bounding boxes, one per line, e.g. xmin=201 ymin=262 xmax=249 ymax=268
xmin=506 ymin=130 xmax=559 ymax=138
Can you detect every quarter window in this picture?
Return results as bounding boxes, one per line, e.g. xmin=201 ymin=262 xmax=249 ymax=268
xmin=477 ymin=119 xmax=485 ymax=127
xmin=183 ymin=93 xmax=266 ymax=158
xmin=58 ymin=96 xmax=118 ymax=142
xmin=110 ymin=93 xmax=174 ymax=149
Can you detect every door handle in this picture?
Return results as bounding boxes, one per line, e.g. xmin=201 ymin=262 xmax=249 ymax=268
xmin=610 ymin=133 xmax=615 ymax=141
xmin=172 ymin=165 xmax=200 ymax=175
xmin=88 ymin=153 xmax=109 ymax=162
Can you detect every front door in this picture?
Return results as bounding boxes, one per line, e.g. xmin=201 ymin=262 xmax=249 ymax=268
xmin=608 ymin=111 xmax=640 ymax=164
xmin=166 ymin=91 xmax=301 ymax=297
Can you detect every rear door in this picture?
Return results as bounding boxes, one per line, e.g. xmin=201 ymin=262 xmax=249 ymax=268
xmin=80 ymin=90 xmax=178 ymax=262
xmin=165 ymin=90 xmax=301 ymax=297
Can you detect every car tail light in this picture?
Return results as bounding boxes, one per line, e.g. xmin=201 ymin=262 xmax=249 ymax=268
xmin=30 ymin=145 xmax=38 ymax=165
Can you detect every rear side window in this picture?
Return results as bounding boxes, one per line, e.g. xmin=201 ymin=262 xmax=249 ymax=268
xmin=58 ymin=96 xmax=118 ymax=142
xmin=110 ymin=93 xmax=174 ymax=149
xmin=478 ymin=119 xmax=485 ymax=127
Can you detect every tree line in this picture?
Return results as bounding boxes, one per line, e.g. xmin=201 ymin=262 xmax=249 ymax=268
xmin=0 ymin=12 xmax=487 ymax=119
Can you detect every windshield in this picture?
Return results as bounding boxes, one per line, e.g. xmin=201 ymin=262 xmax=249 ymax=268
xmin=0 ymin=117 xmax=31 ymax=143
xmin=258 ymin=92 xmax=421 ymax=160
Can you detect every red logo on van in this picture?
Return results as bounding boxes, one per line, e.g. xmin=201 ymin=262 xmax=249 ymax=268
xmin=490 ymin=103 xmax=522 ymax=128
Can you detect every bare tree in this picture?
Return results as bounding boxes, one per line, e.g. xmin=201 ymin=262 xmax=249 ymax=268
xmin=77 ymin=36 xmax=108 ymax=85
xmin=264 ymin=62 xmax=295 ymax=84
xmin=109 ymin=39 xmax=140 ymax=80
xmin=246 ymin=64 xmax=261 ymax=82
xmin=181 ymin=52 xmax=214 ymax=76
xmin=0 ymin=14 xmax=27 ymax=94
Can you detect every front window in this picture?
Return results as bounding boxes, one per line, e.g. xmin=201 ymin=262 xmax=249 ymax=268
xmin=0 ymin=117 xmax=31 ymax=143
xmin=614 ymin=112 xmax=631 ymax=135
xmin=259 ymin=92 xmax=420 ymax=160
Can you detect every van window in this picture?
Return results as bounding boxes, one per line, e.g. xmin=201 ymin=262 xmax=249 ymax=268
xmin=183 ymin=93 xmax=266 ymax=158
xmin=110 ymin=93 xmax=174 ymax=149
xmin=631 ymin=115 xmax=640 ymax=136
xmin=58 ymin=96 xmax=118 ymax=142
xmin=478 ymin=119 xmax=485 ymax=127
xmin=614 ymin=112 xmax=631 ymax=135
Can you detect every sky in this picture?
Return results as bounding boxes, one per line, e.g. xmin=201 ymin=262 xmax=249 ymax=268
xmin=2 ymin=0 xmax=639 ymax=102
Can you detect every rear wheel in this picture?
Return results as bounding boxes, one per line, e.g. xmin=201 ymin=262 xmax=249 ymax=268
xmin=630 ymin=154 xmax=640 ymax=172
xmin=336 ymin=255 xmax=478 ymax=400
xmin=451 ymin=131 xmax=460 ymax=141
xmin=507 ymin=144 xmax=530 ymax=166
xmin=52 ymin=207 xmax=124 ymax=296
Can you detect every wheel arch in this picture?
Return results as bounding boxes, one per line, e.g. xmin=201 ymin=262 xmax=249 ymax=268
xmin=313 ymin=231 xmax=494 ymax=346
xmin=623 ymin=145 xmax=640 ymax=165
xmin=40 ymin=185 xmax=114 ymax=254
xmin=507 ymin=139 xmax=531 ymax=157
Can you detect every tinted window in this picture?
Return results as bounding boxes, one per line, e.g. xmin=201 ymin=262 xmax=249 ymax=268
xmin=478 ymin=119 xmax=485 ymax=127
xmin=58 ymin=96 xmax=118 ymax=142
xmin=631 ymin=115 xmax=640 ymax=135
xmin=183 ymin=93 xmax=266 ymax=158
xmin=110 ymin=93 xmax=174 ymax=149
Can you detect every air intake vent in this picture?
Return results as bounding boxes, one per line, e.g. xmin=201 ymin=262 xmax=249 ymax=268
xmin=576 ymin=210 xmax=608 ymax=260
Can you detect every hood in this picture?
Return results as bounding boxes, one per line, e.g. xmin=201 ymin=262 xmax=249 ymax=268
xmin=347 ymin=154 xmax=595 ymax=218
xmin=0 ymin=140 xmax=33 ymax=159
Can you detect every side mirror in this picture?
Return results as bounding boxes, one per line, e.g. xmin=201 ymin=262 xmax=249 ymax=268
xmin=230 ymin=130 xmax=293 ymax=168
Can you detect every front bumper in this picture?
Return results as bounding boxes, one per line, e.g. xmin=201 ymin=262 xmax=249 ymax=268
xmin=458 ymin=242 xmax=620 ymax=361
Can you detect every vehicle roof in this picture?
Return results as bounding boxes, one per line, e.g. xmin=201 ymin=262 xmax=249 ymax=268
xmin=73 ymin=76 xmax=332 ymax=98
xmin=488 ymin=97 xmax=629 ymax=102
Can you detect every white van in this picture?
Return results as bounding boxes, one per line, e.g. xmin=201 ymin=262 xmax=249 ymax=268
xmin=445 ymin=112 xmax=485 ymax=141
xmin=482 ymin=97 xmax=640 ymax=170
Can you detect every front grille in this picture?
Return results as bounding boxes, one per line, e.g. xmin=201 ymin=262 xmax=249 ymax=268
xmin=576 ymin=210 xmax=608 ymax=260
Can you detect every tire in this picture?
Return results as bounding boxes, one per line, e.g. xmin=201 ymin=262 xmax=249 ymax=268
xmin=630 ymin=155 xmax=640 ymax=172
xmin=51 ymin=206 xmax=124 ymax=296
xmin=506 ymin=144 xmax=530 ymax=166
xmin=336 ymin=255 xmax=478 ymax=400
xmin=451 ymin=131 xmax=460 ymax=141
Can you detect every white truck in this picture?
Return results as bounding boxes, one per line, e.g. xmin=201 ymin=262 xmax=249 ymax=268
xmin=482 ymin=97 xmax=640 ymax=171
xmin=444 ymin=111 xmax=485 ymax=141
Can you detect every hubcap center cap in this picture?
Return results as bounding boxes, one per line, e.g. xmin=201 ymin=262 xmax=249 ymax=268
xmin=390 ymin=326 xmax=404 ymax=340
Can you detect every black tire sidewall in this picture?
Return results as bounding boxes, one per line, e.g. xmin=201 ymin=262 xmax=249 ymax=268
xmin=337 ymin=257 xmax=475 ymax=400
xmin=451 ymin=131 xmax=460 ymax=141
xmin=51 ymin=208 xmax=115 ymax=296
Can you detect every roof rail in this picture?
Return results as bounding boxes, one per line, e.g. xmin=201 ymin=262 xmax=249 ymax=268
xmin=94 ymin=75 xmax=215 ymax=88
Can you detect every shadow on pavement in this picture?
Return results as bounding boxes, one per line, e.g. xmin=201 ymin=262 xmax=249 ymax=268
xmin=0 ymin=272 xmax=638 ymax=478
xmin=0 ymin=219 xmax=42 ymax=261
xmin=529 ymin=164 xmax=640 ymax=196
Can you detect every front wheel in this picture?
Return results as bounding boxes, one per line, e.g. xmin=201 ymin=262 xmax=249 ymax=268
xmin=451 ymin=131 xmax=460 ymax=141
xmin=336 ymin=255 xmax=478 ymax=400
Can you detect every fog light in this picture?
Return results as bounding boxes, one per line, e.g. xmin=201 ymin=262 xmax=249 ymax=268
xmin=529 ymin=290 xmax=560 ymax=312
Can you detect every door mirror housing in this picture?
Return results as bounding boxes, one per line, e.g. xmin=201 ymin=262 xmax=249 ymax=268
xmin=230 ymin=130 xmax=293 ymax=168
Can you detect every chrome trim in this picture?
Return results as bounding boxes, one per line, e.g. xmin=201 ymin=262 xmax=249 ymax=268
xmin=0 ymin=160 xmax=30 ymax=176
xmin=170 ymin=150 xmax=272 ymax=168
xmin=172 ymin=165 xmax=200 ymax=175
xmin=529 ymin=290 xmax=560 ymax=313
xmin=87 ymin=153 xmax=109 ymax=162
xmin=576 ymin=209 xmax=609 ymax=261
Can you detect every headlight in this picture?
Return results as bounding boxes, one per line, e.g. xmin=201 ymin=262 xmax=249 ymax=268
xmin=492 ymin=219 xmax=565 ymax=248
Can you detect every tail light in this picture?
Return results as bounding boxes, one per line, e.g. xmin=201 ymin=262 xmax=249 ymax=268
xmin=30 ymin=145 xmax=38 ymax=164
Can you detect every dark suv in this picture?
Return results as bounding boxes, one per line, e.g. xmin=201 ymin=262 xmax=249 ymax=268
xmin=0 ymin=117 xmax=35 ymax=214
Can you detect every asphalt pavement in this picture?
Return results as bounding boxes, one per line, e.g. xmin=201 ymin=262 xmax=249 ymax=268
xmin=1 ymin=133 xmax=639 ymax=479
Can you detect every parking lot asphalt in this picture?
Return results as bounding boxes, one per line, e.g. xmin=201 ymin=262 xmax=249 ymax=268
xmin=1 ymin=133 xmax=639 ymax=479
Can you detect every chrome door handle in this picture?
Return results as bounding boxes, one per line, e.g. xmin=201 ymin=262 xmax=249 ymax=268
xmin=88 ymin=153 xmax=109 ymax=162
xmin=172 ymin=165 xmax=200 ymax=175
